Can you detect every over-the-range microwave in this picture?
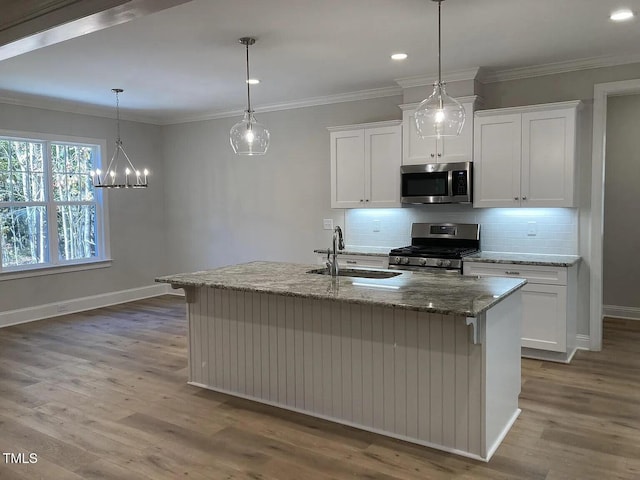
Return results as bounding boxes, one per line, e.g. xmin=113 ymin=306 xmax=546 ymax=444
xmin=401 ymin=161 xmax=472 ymax=204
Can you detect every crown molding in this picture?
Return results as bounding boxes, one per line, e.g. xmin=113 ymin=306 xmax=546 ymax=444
xmin=394 ymin=67 xmax=482 ymax=88
xmin=481 ymin=53 xmax=640 ymax=83
xmin=0 ymin=93 xmax=160 ymax=124
xmin=161 ymin=85 xmax=403 ymax=125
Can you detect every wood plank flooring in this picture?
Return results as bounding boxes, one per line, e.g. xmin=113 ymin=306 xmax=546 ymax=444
xmin=1 ymin=295 xmax=639 ymax=479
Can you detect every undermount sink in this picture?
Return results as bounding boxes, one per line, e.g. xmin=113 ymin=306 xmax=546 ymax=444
xmin=307 ymin=268 xmax=401 ymax=279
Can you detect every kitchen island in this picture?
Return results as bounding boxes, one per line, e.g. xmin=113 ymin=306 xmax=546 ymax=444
xmin=156 ymin=261 xmax=526 ymax=461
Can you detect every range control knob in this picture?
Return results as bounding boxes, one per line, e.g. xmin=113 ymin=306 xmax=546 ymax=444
xmin=418 ymin=258 xmax=427 ymax=266
xmin=401 ymin=257 xmax=410 ymax=265
xmin=438 ymin=259 xmax=452 ymax=268
xmin=393 ymin=256 xmax=402 ymax=264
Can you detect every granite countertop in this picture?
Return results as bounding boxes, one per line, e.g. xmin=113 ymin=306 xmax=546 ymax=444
xmin=156 ymin=261 xmax=526 ymax=317
xmin=313 ymin=247 xmax=390 ymax=257
xmin=464 ymin=251 xmax=581 ymax=267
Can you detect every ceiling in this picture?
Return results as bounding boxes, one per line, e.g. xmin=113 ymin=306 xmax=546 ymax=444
xmin=0 ymin=0 xmax=639 ymax=124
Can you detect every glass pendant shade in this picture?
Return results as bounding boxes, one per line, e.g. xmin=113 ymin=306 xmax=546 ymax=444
xmin=414 ymin=82 xmax=465 ymax=138
xmin=230 ymin=37 xmax=270 ymax=156
xmin=230 ymin=110 xmax=270 ymax=155
xmin=414 ymin=0 xmax=465 ymax=139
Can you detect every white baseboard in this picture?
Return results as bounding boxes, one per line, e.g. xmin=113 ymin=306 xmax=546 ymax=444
xmin=575 ymin=334 xmax=591 ymax=350
xmin=603 ymin=305 xmax=640 ymax=321
xmin=0 ymin=283 xmax=175 ymax=328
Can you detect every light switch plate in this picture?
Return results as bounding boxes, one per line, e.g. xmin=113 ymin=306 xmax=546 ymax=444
xmin=372 ymin=220 xmax=381 ymax=233
xmin=527 ymin=221 xmax=537 ymax=236
xmin=323 ymin=219 xmax=333 ymax=230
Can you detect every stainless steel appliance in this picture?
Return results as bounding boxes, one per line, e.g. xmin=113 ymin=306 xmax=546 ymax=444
xmin=388 ymin=223 xmax=480 ymax=273
xmin=401 ymin=161 xmax=472 ymax=204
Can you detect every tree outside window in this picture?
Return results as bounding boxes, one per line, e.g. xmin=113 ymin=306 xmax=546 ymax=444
xmin=0 ymin=134 xmax=106 ymax=273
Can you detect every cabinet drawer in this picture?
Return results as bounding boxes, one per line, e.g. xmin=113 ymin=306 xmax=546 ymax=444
xmin=463 ymin=262 xmax=567 ymax=285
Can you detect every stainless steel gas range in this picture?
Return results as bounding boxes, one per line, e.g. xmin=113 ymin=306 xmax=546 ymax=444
xmin=388 ymin=223 xmax=480 ymax=274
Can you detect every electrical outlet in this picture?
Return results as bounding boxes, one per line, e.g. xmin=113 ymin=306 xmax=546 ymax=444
xmin=372 ymin=220 xmax=381 ymax=233
xmin=323 ymin=219 xmax=333 ymax=230
xmin=527 ymin=221 xmax=537 ymax=236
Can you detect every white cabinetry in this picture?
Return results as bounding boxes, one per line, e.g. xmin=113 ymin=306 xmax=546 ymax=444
xmin=473 ymin=101 xmax=581 ymax=208
xmin=400 ymin=96 xmax=480 ymax=165
xmin=329 ymin=121 xmax=402 ymax=209
xmin=463 ymin=262 xmax=577 ymax=363
xmin=315 ymin=253 xmax=389 ymax=269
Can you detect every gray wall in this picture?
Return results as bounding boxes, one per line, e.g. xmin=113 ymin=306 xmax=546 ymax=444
xmin=603 ymin=94 xmax=640 ymax=309
xmin=160 ymin=95 xmax=403 ymax=275
xmin=0 ymin=103 xmax=166 ymax=312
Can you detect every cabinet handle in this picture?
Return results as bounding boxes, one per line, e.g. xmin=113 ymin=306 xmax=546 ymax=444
xmin=505 ymin=271 xmax=521 ymax=275
xmin=430 ymin=153 xmax=435 ymax=158
xmin=522 ymin=196 xmax=527 ymax=200
xmin=360 ymin=199 xmax=364 ymax=202
xmin=437 ymin=153 xmax=442 ymax=157
xmin=514 ymin=197 xmax=519 ymax=200
xmin=346 ymin=260 xmax=357 ymax=264
xmin=365 ymin=199 xmax=369 ymax=202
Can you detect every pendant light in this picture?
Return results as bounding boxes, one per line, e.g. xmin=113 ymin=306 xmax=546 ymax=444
xmin=414 ymin=0 xmax=465 ymax=139
xmin=91 ymin=88 xmax=148 ymax=188
xmin=230 ymin=37 xmax=270 ymax=155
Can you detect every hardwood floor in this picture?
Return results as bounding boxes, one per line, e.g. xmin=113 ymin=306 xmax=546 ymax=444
xmin=1 ymin=296 xmax=639 ymax=479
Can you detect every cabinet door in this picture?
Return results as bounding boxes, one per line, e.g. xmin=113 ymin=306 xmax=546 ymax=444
xmin=402 ymin=108 xmax=438 ymax=165
xmin=366 ymin=125 xmax=401 ymax=208
xmin=473 ymin=114 xmax=522 ymax=208
xmin=521 ymin=108 xmax=576 ymax=207
xmin=330 ymin=130 xmax=366 ymax=208
xmin=521 ymin=283 xmax=567 ymax=352
xmin=439 ymin=100 xmax=475 ymax=163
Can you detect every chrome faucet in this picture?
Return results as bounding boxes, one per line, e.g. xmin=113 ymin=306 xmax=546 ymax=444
xmin=326 ymin=225 xmax=345 ymax=277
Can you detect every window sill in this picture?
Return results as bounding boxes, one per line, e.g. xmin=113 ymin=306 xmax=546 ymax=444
xmin=0 ymin=259 xmax=113 ymax=281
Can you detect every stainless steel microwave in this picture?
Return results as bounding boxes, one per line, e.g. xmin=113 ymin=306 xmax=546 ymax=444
xmin=401 ymin=161 xmax=472 ymax=204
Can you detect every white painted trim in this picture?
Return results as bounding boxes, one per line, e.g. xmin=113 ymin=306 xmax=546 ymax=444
xmin=162 ymin=86 xmax=403 ymax=125
xmin=0 ymin=283 xmax=170 ymax=328
xmin=0 ymin=260 xmax=112 ymax=282
xmin=484 ymin=409 xmax=521 ymax=461
xmin=473 ymin=100 xmax=583 ymax=117
xmin=603 ymin=305 xmax=640 ymax=321
xmin=521 ymin=347 xmax=578 ymax=364
xmin=481 ymin=53 xmax=640 ymax=83
xmin=326 ymin=119 xmax=402 ymax=132
xmin=575 ymin=334 xmax=591 ymax=351
xmin=394 ymin=67 xmax=483 ymax=88
xmin=399 ymin=95 xmax=480 ymax=111
xmin=0 ymin=95 xmax=159 ymax=125
xmin=590 ymin=79 xmax=640 ymax=351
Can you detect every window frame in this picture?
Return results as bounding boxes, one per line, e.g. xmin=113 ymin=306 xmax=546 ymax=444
xmin=0 ymin=129 xmax=110 ymax=280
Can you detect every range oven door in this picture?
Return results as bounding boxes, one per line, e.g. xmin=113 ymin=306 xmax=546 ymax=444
xmin=400 ymin=162 xmax=472 ymax=204
xmin=387 ymin=264 xmax=461 ymax=274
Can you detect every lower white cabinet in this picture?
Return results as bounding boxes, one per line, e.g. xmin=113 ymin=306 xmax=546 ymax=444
xmin=315 ymin=253 xmax=389 ymax=269
xmin=463 ymin=262 xmax=577 ymax=363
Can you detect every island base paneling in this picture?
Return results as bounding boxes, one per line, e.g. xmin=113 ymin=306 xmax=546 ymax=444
xmin=184 ymin=286 xmax=521 ymax=461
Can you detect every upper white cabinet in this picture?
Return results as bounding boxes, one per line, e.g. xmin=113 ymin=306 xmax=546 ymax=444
xmin=473 ymin=101 xmax=581 ymax=208
xmin=329 ymin=120 xmax=402 ymax=209
xmin=400 ymin=96 xmax=480 ymax=165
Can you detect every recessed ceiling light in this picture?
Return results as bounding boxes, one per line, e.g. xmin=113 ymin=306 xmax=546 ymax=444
xmin=391 ymin=53 xmax=408 ymax=61
xmin=610 ymin=9 xmax=634 ymax=21
xmin=246 ymin=78 xmax=260 ymax=85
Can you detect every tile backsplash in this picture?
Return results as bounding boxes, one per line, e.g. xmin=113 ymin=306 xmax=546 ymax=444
xmin=344 ymin=206 xmax=578 ymax=255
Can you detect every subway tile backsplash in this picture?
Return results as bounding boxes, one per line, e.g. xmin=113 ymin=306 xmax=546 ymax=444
xmin=344 ymin=206 xmax=578 ymax=255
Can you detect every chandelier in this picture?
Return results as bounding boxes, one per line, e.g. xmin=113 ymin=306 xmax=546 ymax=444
xmin=91 ymin=88 xmax=149 ymax=188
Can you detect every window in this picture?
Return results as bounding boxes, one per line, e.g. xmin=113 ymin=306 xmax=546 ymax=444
xmin=0 ymin=131 xmax=108 ymax=276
